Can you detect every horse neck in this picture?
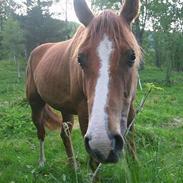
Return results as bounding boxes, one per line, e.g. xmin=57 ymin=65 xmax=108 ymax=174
xmin=65 ymin=35 xmax=85 ymax=97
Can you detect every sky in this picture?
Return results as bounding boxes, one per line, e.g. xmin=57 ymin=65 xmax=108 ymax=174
xmin=14 ymin=0 xmax=91 ymax=22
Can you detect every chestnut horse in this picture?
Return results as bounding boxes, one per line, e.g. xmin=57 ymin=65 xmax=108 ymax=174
xmin=26 ymin=0 xmax=141 ymax=168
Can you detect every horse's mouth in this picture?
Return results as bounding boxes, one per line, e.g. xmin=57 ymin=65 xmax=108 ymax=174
xmin=91 ymin=148 xmax=122 ymax=164
xmin=85 ymin=133 xmax=124 ymax=163
xmin=104 ymin=150 xmax=122 ymax=164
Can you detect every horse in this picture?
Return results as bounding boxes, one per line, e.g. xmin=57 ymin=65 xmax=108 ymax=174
xmin=26 ymin=0 xmax=141 ymax=169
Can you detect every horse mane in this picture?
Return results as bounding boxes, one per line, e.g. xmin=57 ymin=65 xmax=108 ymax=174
xmin=73 ymin=10 xmax=142 ymax=66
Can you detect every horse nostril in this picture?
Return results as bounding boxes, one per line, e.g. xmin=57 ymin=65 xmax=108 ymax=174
xmin=84 ymin=135 xmax=92 ymax=153
xmin=112 ymin=134 xmax=124 ymax=152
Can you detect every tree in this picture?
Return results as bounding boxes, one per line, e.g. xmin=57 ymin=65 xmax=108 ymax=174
xmin=91 ymin=0 xmax=121 ymax=11
xmin=149 ymin=0 xmax=183 ymax=83
xmin=0 ymin=0 xmax=23 ymax=59
xmin=1 ymin=17 xmax=25 ymax=78
xmin=19 ymin=0 xmax=76 ymax=56
xmin=0 ymin=0 xmax=22 ymax=30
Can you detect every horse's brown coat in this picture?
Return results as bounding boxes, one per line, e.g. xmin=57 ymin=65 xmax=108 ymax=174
xmin=26 ymin=0 xmax=141 ymax=167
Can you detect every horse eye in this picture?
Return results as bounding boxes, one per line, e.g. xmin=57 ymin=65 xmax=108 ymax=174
xmin=127 ymin=49 xmax=136 ymax=67
xmin=78 ymin=53 xmax=87 ymax=68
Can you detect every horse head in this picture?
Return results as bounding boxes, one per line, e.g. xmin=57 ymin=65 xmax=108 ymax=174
xmin=74 ymin=0 xmax=141 ymax=163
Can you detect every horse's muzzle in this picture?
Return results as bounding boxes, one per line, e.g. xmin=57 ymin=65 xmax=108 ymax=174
xmin=84 ymin=134 xmax=124 ymax=163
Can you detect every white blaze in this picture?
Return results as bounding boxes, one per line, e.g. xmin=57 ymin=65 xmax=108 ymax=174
xmin=87 ymin=34 xmax=113 ymax=158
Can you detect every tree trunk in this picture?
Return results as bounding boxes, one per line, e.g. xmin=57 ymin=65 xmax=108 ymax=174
xmin=14 ymin=55 xmax=21 ymax=79
xmin=24 ymin=48 xmax=28 ymax=60
xmin=133 ymin=17 xmax=143 ymax=46
xmin=133 ymin=18 xmax=144 ymax=70
xmin=154 ymin=34 xmax=161 ymax=68
xmin=165 ymin=53 xmax=172 ymax=85
xmin=154 ymin=46 xmax=161 ymax=68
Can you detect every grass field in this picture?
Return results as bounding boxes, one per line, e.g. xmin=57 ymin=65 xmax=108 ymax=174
xmin=0 ymin=60 xmax=183 ymax=183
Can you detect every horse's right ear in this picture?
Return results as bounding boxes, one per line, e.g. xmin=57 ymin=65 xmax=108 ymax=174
xmin=120 ymin=0 xmax=140 ymax=26
xmin=74 ymin=0 xmax=94 ymax=26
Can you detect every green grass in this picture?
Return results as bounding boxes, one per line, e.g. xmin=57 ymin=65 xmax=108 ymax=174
xmin=0 ymin=60 xmax=183 ymax=182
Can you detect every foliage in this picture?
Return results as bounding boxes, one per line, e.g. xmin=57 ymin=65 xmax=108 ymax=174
xmin=0 ymin=0 xmax=22 ymax=59
xmin=1 ymin=17 xmax=25 ymax=59
xmin=0 ymin=0 xmax=78 ymax=59
xmin=19 ymin=8 xmax=70 ymax=55
xmin=1 ymin=17 xmax=25 ymax=78
xmin=148 ymin=0 xmax=183 ymax=83
xmin=91 ymin=0 xmax=121 ymax=11
xmin=0 ymin=0 xmax=21 ymax=29
xmin=18 ymin=0 xmax=78 ymax=56
xmin=144 ymin=82 xmax=163 ymax=91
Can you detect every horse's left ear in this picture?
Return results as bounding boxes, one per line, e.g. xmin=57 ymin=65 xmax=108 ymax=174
xmin=120 ymin=0 xmax=140 ymax=26
xmin=74 ymin=0 xmax=94 ymax=26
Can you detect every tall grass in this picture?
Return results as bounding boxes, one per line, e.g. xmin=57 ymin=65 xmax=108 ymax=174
xmin=0 ymin=60 xmax=183 ymax=182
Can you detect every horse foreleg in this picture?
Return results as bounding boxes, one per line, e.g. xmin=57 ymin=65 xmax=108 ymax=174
xmin=30 ymin=101 xmax=46 ymax=167
xmin=39 ymin=140 xmax=46 ymax=167
xmin=60 ymin=112 xmax=74 ymax=166
xmin=36 ymin=117 xmax=46 ymax=167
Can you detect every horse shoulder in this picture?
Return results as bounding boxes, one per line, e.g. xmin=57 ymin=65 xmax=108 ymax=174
xmin=28 ymin=43 xmax=56 ymax=72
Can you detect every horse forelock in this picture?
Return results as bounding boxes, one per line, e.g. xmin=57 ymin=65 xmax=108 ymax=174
xmin=74 ymin=10 xmax=142 ymax=66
